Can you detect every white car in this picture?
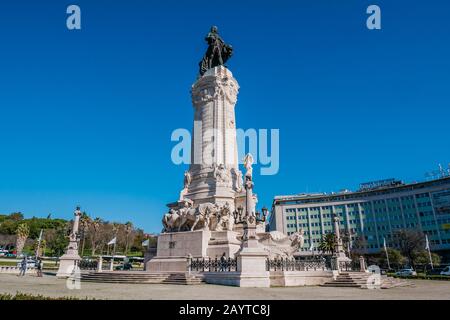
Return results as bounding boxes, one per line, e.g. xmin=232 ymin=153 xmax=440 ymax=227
xmin=440 ymin=266 xmax=450 ymax=276
xmin=16 ymin=260 xmax=36 ymax=268
xmin=395 ymin=268 xmax=417 ymax=276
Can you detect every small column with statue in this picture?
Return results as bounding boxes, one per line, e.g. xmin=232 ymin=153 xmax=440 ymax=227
xmin=56 ymin=207 xmax=82 ymax=278
xmin=233 ymin=154 xmax=270 ymax=287
xmin=332 ymin=214 xmax=351 ymax=273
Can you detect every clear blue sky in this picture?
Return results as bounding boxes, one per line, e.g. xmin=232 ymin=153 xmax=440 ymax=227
xmin=0 ymin=1 xmax=449 ymax=233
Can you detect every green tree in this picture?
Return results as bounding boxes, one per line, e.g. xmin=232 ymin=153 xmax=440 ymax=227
xmin=377 ymin=248 xmax=407 ymax=269
xmin=414 ymin=250 xmax=441 ymax=266
xmin=0 ymin=219 xmax=18 ymax=235
xmin=47 ymin=226 xmax=69 ymax=257
xmin=9 ymin=212 xmax=24 ymax=221
xmin=394 ymin=229 xmax=425 ymax=267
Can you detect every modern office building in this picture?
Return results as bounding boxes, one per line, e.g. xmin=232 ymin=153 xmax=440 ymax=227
xmin=269 ymin=176 xmax=450 ymax=255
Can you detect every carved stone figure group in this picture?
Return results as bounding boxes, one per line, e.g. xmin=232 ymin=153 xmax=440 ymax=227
xmin=214 ymin=164 xmax=231 ymax=184
xmin=258 ymin=230 xmax=305 ymax=259
xmin=162 ymin=201 xmax=235 ymax=233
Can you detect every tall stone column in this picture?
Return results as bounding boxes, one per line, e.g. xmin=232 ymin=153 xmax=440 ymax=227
xmin=186 ymin=66 xmax=244 ymax=207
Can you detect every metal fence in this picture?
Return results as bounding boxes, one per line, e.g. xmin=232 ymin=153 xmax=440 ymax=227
xmin=266 ymin=257 xmax=330 ymax=272
xmin=329 ymin=258 xmax=361 ymax=271
xmin=78 ymin=259 xmax=98 ymax=270
xmin=189 ymin=257 xmax=238 ymax=272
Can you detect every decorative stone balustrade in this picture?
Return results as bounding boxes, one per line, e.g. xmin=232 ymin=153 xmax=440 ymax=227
xmin=0 ymin=266 xmax=37 ymax=274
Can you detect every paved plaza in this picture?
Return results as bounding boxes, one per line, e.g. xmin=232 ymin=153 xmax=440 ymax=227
xmin=1 ymin=274 xmax=450 ymax=300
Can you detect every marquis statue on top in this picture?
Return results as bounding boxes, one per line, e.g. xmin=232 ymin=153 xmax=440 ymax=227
xmin=199 ymin=26 xmax=233 ymax=76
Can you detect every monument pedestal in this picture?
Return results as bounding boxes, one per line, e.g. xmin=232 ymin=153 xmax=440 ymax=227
xmin=56 ymin=249 xmax=81 ymax=278
xmin=146 ymin=230 xmax=209 ymax=272
xmin=207 ymin=231 xmax=241 ymax=258
xmin=234 ymin=247 xmax=270 ymax=287
xmin=232 ymin=213 xmax=270 ymax=287
xmin=203 ymin=242 xmax=270 ymax=287
xmin=146 ymin=230 xmax=241 ymax=272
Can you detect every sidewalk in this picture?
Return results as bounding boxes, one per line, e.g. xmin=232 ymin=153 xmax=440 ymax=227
xmin=1 ymin=273 xmax=450 ymax=300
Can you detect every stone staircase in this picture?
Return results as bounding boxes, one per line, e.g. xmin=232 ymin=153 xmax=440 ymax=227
xmin=322 ymin=272 xmax=373 ymax=288
xmin=81 ymin=271 xmax=205 ymax=285
xmin=322 ymin=272 xmax=413 ymax=289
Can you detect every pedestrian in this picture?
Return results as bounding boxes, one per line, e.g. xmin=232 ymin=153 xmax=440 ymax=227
xmin=18 ymin=256 xmax=27 ymax=277
xmin=36 ymin=258 xmax=43 ymax=277
xmin=220 ymin=252 xmax=226 ymax=272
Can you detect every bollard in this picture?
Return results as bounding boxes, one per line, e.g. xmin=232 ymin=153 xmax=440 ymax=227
xmin=359 ymin=256 xmax=367 ymax=272
xmin=97 ymin=256 xmax=103 ymax=273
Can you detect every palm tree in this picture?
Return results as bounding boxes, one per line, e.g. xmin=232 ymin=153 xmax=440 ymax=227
xmin=15 ymin=223 xmax=30 ymax=256
xmin=80 ymin=212 xmax=91 ymax=257
xmin=318 ymin=233 xmax=336 ymax=255
xmin=124 ymin=222 xmax=133 ymax=255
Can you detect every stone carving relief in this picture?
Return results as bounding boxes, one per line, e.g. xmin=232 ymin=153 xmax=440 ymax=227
xmin=162 ymin=201 xmax=236 ymax=233
xmin=192 ymin=73 xmax=239 ymax=107
xmin=257 ymin=230 xmax=305 ymax=259
xmin=231 ymin=168 xmax=244 ymax=193
xmin=214 ymin=164 xmax=231 ymax=185
xmin=212 ymin=202 xmax=234 ymax=231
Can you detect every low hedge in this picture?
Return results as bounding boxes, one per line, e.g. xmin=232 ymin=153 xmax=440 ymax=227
xmin=0 ymin=292 xmax=89 ymax=300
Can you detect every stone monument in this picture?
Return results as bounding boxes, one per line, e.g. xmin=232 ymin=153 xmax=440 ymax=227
xmin=146 ymin=27 xmax=299 ymax=281
xmin=147 ymin=27 xmax=257 ymax=272
xmin=56 ymin=207 xmax=82 ymax=278
xmin=332 ymin=215 xmax=352 ymax=272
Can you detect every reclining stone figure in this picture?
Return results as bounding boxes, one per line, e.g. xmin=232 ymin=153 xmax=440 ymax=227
xmin=257 ymin=230 xmax=305 ymax=259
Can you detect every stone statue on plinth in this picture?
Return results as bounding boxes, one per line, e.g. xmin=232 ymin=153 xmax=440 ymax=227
xmin=179 ymin=171 xmax=191 ymax=201
xmin=199 ymin=26 xmax=233 ymax=76
xmin=183 ymin=171 xmax=192 ymax=189
xmin=243 ymin=153 xmax=254 ymax=181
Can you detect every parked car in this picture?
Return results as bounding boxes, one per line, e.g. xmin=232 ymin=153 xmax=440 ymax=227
xmin=395 ymin=268 xmax=417 ymax=276
xmin=115 ymin=262 xmax=133 ymax=271
xmin=440 ymin=266 xmax=450 ymax=276
xmin=16 ymin=260 xmax=37 ymax=268
xmin=427 ymin=267 xmax=445 ymax=275
xmin=0 ymin=250 xmax=9 ymax=257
